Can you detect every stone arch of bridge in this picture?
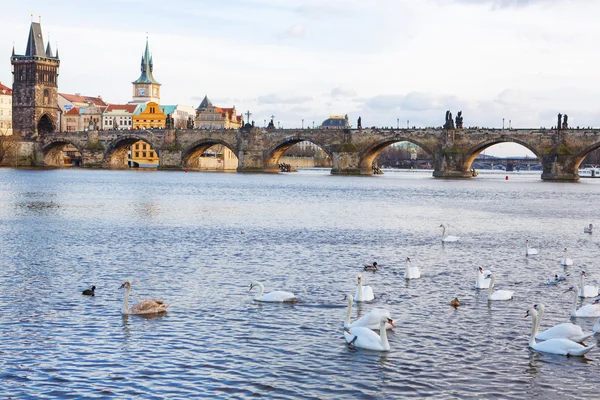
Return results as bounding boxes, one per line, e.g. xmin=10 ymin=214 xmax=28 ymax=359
xmin=41 ymin=139 xmax=84 ymax=167
xmin=104 ymin=134 xmax=159 ymax=169
xmin=182 ymin=139 xmax=239 ymax=170
xmin=464 ymin=138 xmax=541 ymax=171
xmin=37 ymin=113 xmax=56 ymax=135
xmin=264 ymin=137 xmax=332 ymax=171
xmin=573 ymin=141 xmax=600 ymax=170
xmin=359 ymin=137 xmax=435 ymax=172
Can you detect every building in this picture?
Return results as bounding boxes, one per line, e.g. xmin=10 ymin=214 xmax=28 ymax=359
xmin=61 ymin=103 xmax=104 ymax=132
xmin=162 ymin=104 xmax=196 ymax=129
xmin=11 ymin=21 xmax=60 ymax=138
xmin=320 ymin=115 xmax=349 ymax=129
xmin=129 ymin=140 xmax=159 ymax=168
xmin=194 ymin=95 xmax=243 ymax=129
xmin=130 ymin=40 xmax=160 ymax=104
xmin=58 ymin=93 xmax=107 ymax=131
xmin=0 ymin=82 xmax=12 ymax=135
xmin=102 ymin=104 xmax=138 ymax=130
xmin=132 ymin=101 xmax=166 ymax=129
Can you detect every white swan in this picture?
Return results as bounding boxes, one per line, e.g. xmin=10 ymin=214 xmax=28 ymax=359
xmin=343 ymin=294 xmax=393 ymax=330
xmin=525 ymin=240 xmax=538 ymax=256
xmin=440 ymin=223 xmax=460 ymax=242
xmin=578 ymin=271 xmax=599 ymax=298
xmin=404 ymin=257 xmax=420 ymax=280
xmin=119 ymin=281 xmax=169 ymax=315
xmin=584 ymin=223 xmax=593 ymax=234
xmin=525 ymin=306 xmax=596 ymax=356
xmin=354 ymin=274 xmax=374 ymax=302
xmin=566 ymin=287 xmax=600 ymax=317
xmin=249 ymin=281 xmax=296 ymax=302
xmin=474 ymin=267 xmax=493 ymax=289
xmin=344 ymin=315 xmax=394 ymax=351
xmin=560 ymin=247 xmax=573 ymax=266
xmin=486 ymin=274 xmax=513 ymax=301
xmin=533 ymin=304 xmax=594 ymax=343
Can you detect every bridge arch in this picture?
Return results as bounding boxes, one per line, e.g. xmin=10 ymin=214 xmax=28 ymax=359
xmin=182 ymin=139 xmax=239 ymax=171
xmin=573 ymin=141 xmax=600 ymax=170
xmin=104 ymin=132 xmax=160 ymax=169
xmin=41 ymin=139 xmax=84 ymax=167
xmin=463 ymin=137 xmax=541 ymax=172
xmin=264 ymin=136 xmax=333 ymax=172
xmin=37 ymin=113 xmax=56 ymax=135
xmin=360 ymin=137 xmax=435 ymax=173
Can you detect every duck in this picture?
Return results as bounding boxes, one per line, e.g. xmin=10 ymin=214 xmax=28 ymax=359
xmin=344 ymin=315 xmax=394 ymax=351
xmin=546 ymin=274 xmax=568 ymax=285
xmin=82 ymin=286 xmax=96 ymax=296
xmin=560 ymin=248 xmax=573 ymax=266
xmin=249 ymin=281 xmax=296 ymax=302
xmin=119 ymin=281 xmax=169 ymax=315
xmin=354 ymin=274 xmax=374 ymax=302
xmin=475 ymin=267 xmax=493 ymax=289
xmin=450 ymin=298 xmax=460 ymax=308
xmin=343 ymin=294 xmax=393 ymax=330
xmin=363 ymin=262 xmax=378 ymax=271
xmin=440 ymin=223 xmax=460 ymax=242
xmin=578 ymin=271 xmax=599 ymax=298
xmin=584 ymin=223 xmax=593 ymax=234
xmin=566 ymin=287 xmax=600 ymax=317
xmin=404 ymin=257 xmax=421 ymax=280
xmin=533 ymin=304 xmax=594 ymax=343
xmin=525 ymin=240 xmax=538 ymax=256
xmin=485 ymin=274 xmax=513 ymax=301
xmin=525 ymin=306 xmax=595 ymax=356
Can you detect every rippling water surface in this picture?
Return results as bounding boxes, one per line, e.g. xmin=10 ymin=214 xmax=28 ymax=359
xmin=1 ymin=168 xmax=599 ymax=399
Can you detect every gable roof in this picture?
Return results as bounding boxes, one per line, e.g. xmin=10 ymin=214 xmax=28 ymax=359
xmin=105 ymin=104 xmax=138 ymax=113
xmin=196 ymin=95 xmax=213 ymax=110
xmin=65 ymin=107 xmax=80 ymax=116
xmin=0 ymin=82 xmax=12 ymax=95
xmin=60 ymin=93 xmax=107 ymax=107
xmin=25 ymin=22 xmax=46 ymax=58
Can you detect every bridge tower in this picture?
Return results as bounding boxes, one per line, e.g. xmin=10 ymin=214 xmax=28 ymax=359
xmin=11 ymin=21 xmax=60 ymax=138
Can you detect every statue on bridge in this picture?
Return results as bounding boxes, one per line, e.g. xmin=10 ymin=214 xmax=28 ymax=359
xmin=166 ymin=114 xmax=174 ymax=129
xmin=455 ymin=111 xmax=463 ymax=129
xmin=444 ymin=110 xmax=455 ymax=130
xmin=557 ymin=113 xmax=562 ymax=131
xmin=187 ymin=116 xmax=195 ymax=129
xmin=563 ymin=114 xmax=569 ymax=130
xmin=267 ymin=119 xmax=275 ymax=130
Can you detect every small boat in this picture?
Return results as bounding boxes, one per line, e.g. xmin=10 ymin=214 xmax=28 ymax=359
xmin=578 ymin=167 xmax=600 ymax=178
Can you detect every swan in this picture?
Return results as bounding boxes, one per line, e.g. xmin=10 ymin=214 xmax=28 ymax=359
xmin=343 ymin=294 xmax=393 ymax=330
xmin=566 ymin=287 xmax=600 ymax=317
xmin=485 ymin=274 xmax=513 ymax=301
xmin=440 ymin=223 xmax=460 ymax=242
xmin=578 ymin=271 xmax=599 ymax=298
xmin=82 ymin=286 xmax=96 ymax=296
xmin=525 ymin=306 xmax=596 ymax=356
xmin=344 ymin=315 xmax=394 ymax=351
xmin=584 ymin=223 xmax=593 ymax=234
xmin=404 ymin=257 xmax=421 ymax=280
xmin=474 ymin=267 xmax=493 ymax=289
xmin=594 ymin=316 xmax=600 ymax=333
xmin=533 ymin=304 xmax=594 ymax=343
xmin=354 ymin=274 xmax=374 ymax=302
xmin=249 ymin=281 xmax=296 ymax=302
xmin=560 ymin=248 xmax=573 ymax=266
xmin=119 ymin=281 xmax=169 ymax=315
xmin=525 ymin=240 xmax=538 ymax=256
xmin=364 ymin=262 xmax=378 ymax=271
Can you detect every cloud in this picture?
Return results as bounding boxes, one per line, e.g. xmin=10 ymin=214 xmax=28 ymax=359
xmin=257 ymin=93 xmax=313 ymax=105
xmin=363 ymin=92 xmax=464 ymax=112
xmin=281 ymin=23 xmax=306 ymax=38
xmin=330 ymin=87 xmax=357 ymax=98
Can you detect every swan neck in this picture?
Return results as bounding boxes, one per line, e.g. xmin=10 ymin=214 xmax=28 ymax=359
xmin=357 ymin=278 xmax=363 ymax=301
xmin=256 ymin=282 xmax=265 ymax=298
xmin=122 ymin=286 xmax=130 ymax=314
xmin=441 ymin=225 xmax=447 ymax=238
xmin=487 ymin=276 xmax=495 ymax=296
xmin=571 ymin=288 xmax=578 ymax=316
xmin=529 ymin=312 xmax=538 ymax=346
xmin=580 ymin=274 xmax=584 ymax=289
xmin=345 ymin=297 xmax=353 ymax=326
xmin=536 ymin=306 xmax=544 ymax=332
xmin=405 ymin=261 xmax=410 ymax=277
xmin=380 ymin=320 xmax=389 ymax=349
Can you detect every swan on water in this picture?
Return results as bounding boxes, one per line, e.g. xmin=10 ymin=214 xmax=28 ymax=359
xmin=354 ymin=274 xmax=374 ymax=302
xmin=404 ymin=257 xmax=421 ymax=280
xmin=533 ymin=304 xmax=594 ymax=343
xmin=364 ymin=262 xmax=378 ymax=271
xmin=82 ymin=286 xmax=96 ymax=296
xmin=560 ymin=248 xmax=573 ymax=266
xmin=485 ymin=274 xmax=513 ymax=301
xmin=578 ymin=271 xmax=599 ymax=298
xmin=525 ymin=240 xmax=538 ymax=256
xmin=525 ymin=306 xmax=596 ymax=356
xmin=566 ymin=287 xmax=600 ymax=317
xmin=119 ymin=281 xmax=169 ymax=315
xmin=344 ymin=315 xmax=394 ymax=351
xmin=584 ymin=224 xmax=593 ymax=234
xmin=475 ymin=267 xmax=493 ymax=289
xmin=440 ymin=223 xmax=460 ymax=242
xmin=249 ymin=281 xmax=296 ymax=302
xmin=343 ymin=294 xmax=393 ymax=330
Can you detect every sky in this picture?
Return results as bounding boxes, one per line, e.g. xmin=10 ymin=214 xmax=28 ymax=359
xmin=2 ymin=0 xmax=599 ymax=157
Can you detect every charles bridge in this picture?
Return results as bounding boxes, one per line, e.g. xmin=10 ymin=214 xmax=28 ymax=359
xmin=33 ymin=125 xmax=600 ymax=181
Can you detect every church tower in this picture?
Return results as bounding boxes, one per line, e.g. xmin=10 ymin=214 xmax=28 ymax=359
xmin=131 ymin=39 xmax=160 ymax=104
xmin=11 ymin=21 xmax=60 ymax=138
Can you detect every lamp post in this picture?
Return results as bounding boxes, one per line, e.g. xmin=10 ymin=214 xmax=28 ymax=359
xmin=302 ymin=119 xmax=304 ymax=129
xmin=278 ymin=121 xmax=280 ymax=129
xmin=407 ymin=120 xmax=409 ymax=129
xmin=509 ymin=119 xmax=512 ymax=129
xmin=397 ymin=118 xmax=399 ymax=129
xmin=502 ymin=118 xmax=505 ymax=130
xmin=264 ymin=119 xmax=266 ymax=128
xmin=312 ymin=121 xmax=314 ymax=129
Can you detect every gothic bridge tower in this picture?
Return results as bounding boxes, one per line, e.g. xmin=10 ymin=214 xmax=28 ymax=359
xmin=11 ymin=21 xmax=60 ymax=138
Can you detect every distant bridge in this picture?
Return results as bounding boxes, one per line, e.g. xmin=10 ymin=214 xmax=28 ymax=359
xmin=36 ymin=126 xmax=600 ymax=181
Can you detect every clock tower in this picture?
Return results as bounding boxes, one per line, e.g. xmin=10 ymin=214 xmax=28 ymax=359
xmin=131 ymin=39 xmax=160 ymax=104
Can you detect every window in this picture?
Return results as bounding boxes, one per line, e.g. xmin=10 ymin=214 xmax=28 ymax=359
xmin=135 ymin=152 xmax=140 ymax=157
xmin=142 ymin=152 xmax=147 ymax=157
xmin=143 ymin=144 xmax=147 ymax=150
xmin=135 ymin=144 xmax=139 ymax=150
xmin=150 ymin=151 xmax=155 ymax=157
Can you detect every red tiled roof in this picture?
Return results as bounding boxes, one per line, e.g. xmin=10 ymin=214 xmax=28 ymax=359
xmin=60 ymin=93 xmax=108 ymax=107
xmin=0 ymin=82 xmax=12 ymax=95
xmin=65 ymin=107 xmax=80 ymax=115
xmin=105 ymin=104 xmax=137 ymax=113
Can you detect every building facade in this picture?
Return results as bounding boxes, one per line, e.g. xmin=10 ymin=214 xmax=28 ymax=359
xmin=11 ymin=21 xmax=60 ymax=138
xmin=132 ymin=101 xmax=166 ymax=129
xmin=58 ymin=93 xmax=107 ymax=131
xmin=162 ymin=105 xmax=196 ymax=129
xmin=129 ymin=140 xmax=159 ymax=168
xmin=194 ymin=95 xmax=243 ymax=129
xmin=103 ymin=104 xmax=138 ymax=130
xmin=130 ymin=40 xmax=160 ymax=104
xmin=0 ymin=82 xmax=12 ymax=135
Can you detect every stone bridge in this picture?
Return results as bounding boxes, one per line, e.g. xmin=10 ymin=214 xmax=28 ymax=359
xmin=37 ymin=126 xmax=600 ymax=181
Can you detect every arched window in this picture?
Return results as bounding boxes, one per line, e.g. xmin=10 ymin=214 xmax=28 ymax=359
xmin=43 ymin=89 xmax=49 ymax=105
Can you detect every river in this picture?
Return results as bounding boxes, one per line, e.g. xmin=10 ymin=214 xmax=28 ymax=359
xmin=0 ymin=168 xmax=598 ymax=399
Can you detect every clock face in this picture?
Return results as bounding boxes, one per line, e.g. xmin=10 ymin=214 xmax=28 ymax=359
xmin=139 ymin=88 xmax=146 ymax=96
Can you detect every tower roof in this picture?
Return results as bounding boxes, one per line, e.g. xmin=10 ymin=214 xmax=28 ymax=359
xmin=196 ymin=95 xmax=213 ymax=110
xmin=132 ymin=39 xmax=160 ymax=85
xmin=25 ymin=22 xmax=47 ymax=58
xmin=46 ymin=41 xmax=53 ymax=58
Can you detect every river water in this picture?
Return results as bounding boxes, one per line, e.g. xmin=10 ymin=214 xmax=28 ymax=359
xmin=0 ymin=168 xmax=599 ymax=399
